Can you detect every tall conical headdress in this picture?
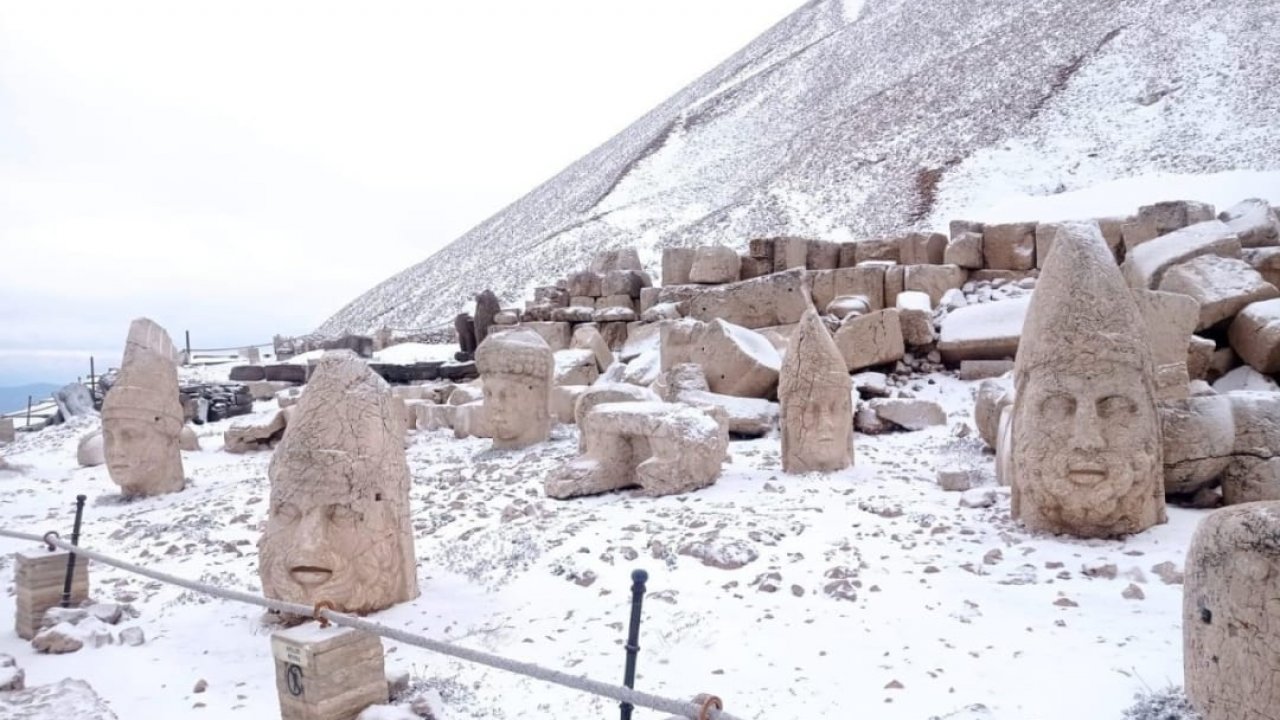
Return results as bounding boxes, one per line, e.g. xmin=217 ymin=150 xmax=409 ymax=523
xmin=1015 ymin=221 xmax=1154 ymax=385
xmin=101 ymin=317 xmax=184 ymax=428
xmin=779 ymin=308 xmax=849 ymax=399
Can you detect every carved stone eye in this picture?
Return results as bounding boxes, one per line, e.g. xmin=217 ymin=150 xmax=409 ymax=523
xmin=1097 ymin=395 xmax=1137 ymax=419
xmin=1040 ymin=394 xmax=1076 ymax=419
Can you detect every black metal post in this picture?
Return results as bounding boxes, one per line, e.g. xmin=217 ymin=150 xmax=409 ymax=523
xmin=620 ymin=568 xmax=649 ymax=720
xmin=185 ymin=331 xmax=192 ymax=365
xmin=89 ymin=356 xmax=96 ymax=399
xmin=60 ymin=494 xmax=87 ymax=608
xmin=25 ymin=395 xmax=32 ymax=428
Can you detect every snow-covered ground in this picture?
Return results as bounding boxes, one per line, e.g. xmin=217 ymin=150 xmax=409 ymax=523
xmin=0 ymin=362 xmax=1200 ymax=719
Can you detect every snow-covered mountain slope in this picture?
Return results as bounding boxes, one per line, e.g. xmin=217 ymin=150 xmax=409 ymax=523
xmin=321 ymin=0 xmax=1280 ymax=335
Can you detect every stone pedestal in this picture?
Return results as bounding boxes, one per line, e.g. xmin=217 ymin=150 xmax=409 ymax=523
xmin=14 ymin=547 xmax=89 ymax=640
xmin=272 ymin=624 xmax=387 ymax=720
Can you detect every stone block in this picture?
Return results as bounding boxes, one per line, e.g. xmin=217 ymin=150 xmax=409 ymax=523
xmin=602 ymin=270 xmax=648 ymax=299
xmin=899 ymin=232 xmax=947 ymax=265
xmin=808 ymin=266 xmax=886 ymax=313
xmin=661 ymin=248 xmax=696 ymax=286
xmin=883 ymin=264 xmax=905 ymax=307
xmin=272 ymin=625 xmax=387 ymax=720
xmin=903 ymin=264 xmax=967 ymax=306
xmin=944 ymin=231 xmax=983 ymax=269
xmin=520 ymin=321 xmax=571 ymax=351
xmin=895 ymin=291 xmax=935 ymax=347
xmin=596 ymin=295 xmax=637 ymax=312
xmin=870 ymin=398 xmax=946 ymax=430
xmin=1243 ymin=247 xmax=1280 ymax=288
xmin=590 ymin=248 xmax=644 ymax=274
xmin=748 ymin=238 xmax=775 ymax=262
xmin=833 ymin=309 xmax=905 ymax=372
xmin=959 ymin=360 xmax=1014 ymax=381
xmin=264 ymin=364 xmax=308 ymax=384
xmin=837 ymin=242 xmax=859 ymax=268
xmin=229 ymin=365 xmax=266 ymax=382
xmin=1158 ymin=254 xmax=1279 ymax=330
xmin=1122 ymin=216 xmax=1159 ymax=254
xmin=1132 ymin=289 xmax=1198 ymax=400
xmin=949 ymin=219 xmax=984 ymax=240
xmin=1220 ymin=198 xmax=1280 ymax=248
xmin=937 ymin=296 xmax=1030 ymax=365
xmin=1228 ymin=298 xmax=1280 ymax=373
xmin=855 ymin=237 xmax=900 ymax=264
xmin=14 ymin=548 xmax=89 ymax=641
xmin=806 ymin=239 xmax=841 ymax=270
xmin=567 ymin=271 xmax=604 ymax=298
xmin=550 ymin=385 xmax=589 ymax=424
xmin=739 ymin=256 xmax=772 ymax=280
xmin=639 ymin=286 xmax=661 ymax=314
xmin=689 ymin=246 xmax=741 ymax=284
xmin=772 ymin=237 xmax=810 ymax=273
xmin=1138 ymin=199 xmax=1215 ymax=235
xmin=1122 ymin=220 xmax=1242 ymax=289
xmin=982 ymin=222 xmax=1036 ymax=270
xmin=554 ymin=350 xmax=599 ymax=386
xmin=1188 ymin=335 xmax=1216 ymax=381
xmin=682 ymin=268 xmax=814 ymax=330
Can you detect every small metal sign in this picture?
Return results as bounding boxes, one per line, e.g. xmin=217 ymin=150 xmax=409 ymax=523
xmin=271 ymin=638 xmax=311 ymax=669
xmin=286 ymin=663 xmax=304 ymax=697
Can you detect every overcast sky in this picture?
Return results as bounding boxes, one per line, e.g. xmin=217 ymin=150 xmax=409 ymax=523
xmin=0 ymin=1 xmax=802 ymax=387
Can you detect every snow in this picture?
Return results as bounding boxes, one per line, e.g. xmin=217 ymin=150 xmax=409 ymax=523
xmin=373 ymin=343 xmax=457 ymax=365
xmin=721 ymin=321 xmax=782 ymax=370
xmin=1211 ymin=366 xmax=1278 ymax=394
xmin=939 ymin=297 xmax=1031 ymax=345
xmin=0 ymin=364 xmax=1207 ymax=719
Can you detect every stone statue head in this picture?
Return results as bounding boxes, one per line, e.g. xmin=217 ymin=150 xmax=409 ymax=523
xmin=101 ymin=318 xmax=185 ymax=496
xmin=1011 ymin=222 xmax=1165 ymax=537
xmin=258 ymin=351 xmax=418 ymax=614
xmin=475 ymin=328 xmax=554 ymax=450
xmin=778 ymin=309 xmax=853 ymax=473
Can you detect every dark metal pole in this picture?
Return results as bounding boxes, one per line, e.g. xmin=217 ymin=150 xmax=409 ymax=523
xmin=620 ymin=568 xmax=649 ymax=720
xmin=184 ymin=331 xmax=192 ymax=365
xmin=89 ymin=356 xmax=96 ymax=399
xmin=25 ymin=395 xmax=32 ymax=428
xmin=60 ymin=494 xmax=87 ymax=608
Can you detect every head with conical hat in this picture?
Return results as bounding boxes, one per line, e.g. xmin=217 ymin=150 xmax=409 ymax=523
xmin=779 ymin=308 xmax=853 ymax=473
xmin=258 ymin=351 xmax=418 ymax=614
xmin=1011 ymin=221 xmax=1165 ymax=537
xmin=101 ymin=317 xmax=185 ymax=496
xmin=475 ymin=327 xmax=553 ymax=450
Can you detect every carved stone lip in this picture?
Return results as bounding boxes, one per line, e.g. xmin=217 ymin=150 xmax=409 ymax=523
xmin=289 ymin=566 xmax=333 ymax=585
xmin=1067 ymin=464 xmax=1108 ymax=485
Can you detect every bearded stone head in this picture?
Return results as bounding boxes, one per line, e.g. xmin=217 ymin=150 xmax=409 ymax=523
xmin=1009 ymin=221 xmax=1166 ymax=538
xmin=778 ymin=309 xmax=853 ymax=473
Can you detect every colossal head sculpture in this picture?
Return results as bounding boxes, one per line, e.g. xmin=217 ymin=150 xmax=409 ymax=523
xmin=101 ymin=318 xmax=185 ymax=496
xmin=1011 ymin=222 xmax=1166 ymax=537
xmin=778 ymin=309 xmax=853 ymax=473
xmin=258 ymin=351 xmax=418 ymax=614
xmin=475 ymin=327 xmax=553 ymax=450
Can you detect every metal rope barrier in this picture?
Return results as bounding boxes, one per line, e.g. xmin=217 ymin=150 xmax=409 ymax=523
xmin=0 ymin=528 xmax=743 ymax=720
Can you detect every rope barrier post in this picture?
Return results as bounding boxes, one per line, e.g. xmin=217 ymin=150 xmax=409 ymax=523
xmin=60 ymin=494 xmax=87 ymax=608
xmin=185 ymin=331 xmax=192 ymax=366
xmin=620 ymin=568 xmax=649 ymax=720
xmin=25 ymin=395 xmax=32 ymax=428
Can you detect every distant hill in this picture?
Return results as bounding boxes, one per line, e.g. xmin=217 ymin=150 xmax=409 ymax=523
xmin=322 ymin=0 xmax=1280 ymax=336
xmin=0 ymin=384 xmax=60 ymax=415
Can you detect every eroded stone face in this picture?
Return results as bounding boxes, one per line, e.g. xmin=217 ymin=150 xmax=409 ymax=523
xmin=258 ymin=351 xmax=417 ymax=614
xmin=475 ymin=327 xmax=554 ymax=450
xmin=1010 ymin=222 xmax=1166 ymax=537
xmin=1184 ymin=502 xmax=1280 ymax=720
xmin=1013 ymin=362 xmax=1162 ymax=535
xmin=779 ymin=309 xmax=852 ymax=473
xmin=101 ymin=318 xmax=185 ymax=496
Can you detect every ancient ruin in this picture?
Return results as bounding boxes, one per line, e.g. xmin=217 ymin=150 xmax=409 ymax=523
xmin=778 ymin=309 xmax=853 ymax=473
xmin=100 ymin=318 xmax=186 ymax=496
xmin=474 ymin=327 xmax=554 ymax=450
xmin=1009 ymin=222 xmax=1166 ymax=537
xmin=1184 ymin=501 xmax=1280 ymax=720
xmin=258 ymin=351 xmax=418 ymax=614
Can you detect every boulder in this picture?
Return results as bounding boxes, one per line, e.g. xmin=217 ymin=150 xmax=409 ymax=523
xmin=1184 ymin=501 xmax=1280 ymax=720
xmin=53 ymin=383 xmax=95 ymax=420
xmin=1228 ymin=298 xmax=1280 ymax=373
xmin=1138 ymin=199 xmax=1215 ymax=235
xmin=662 ymin=248 xmax=696 ymax=286
xmin=833 ymin=309 xmax=904 ymax=371
xmin=659 ymin=319 xmax=782 ymax=398
xmin=77 ymin=430 xmax=105 ymax=467
xmin=1158 ymin=254 xmax=1279 ymax=330
xmin=869 ymin=398 xmax=946 ymax=430
xmin=850 ymin=371 xmax=889 ymax=399
xmin=895 ymin=291 xmax=935 ymax=347
xmin=621 ymin=348 xmax=662 ymax=387
xmin=1159 ymin=394 xmax=1235 ymax=495
xmin=982 ymin=222 xmax=1036 ymax=270
xmin=223 ymin=410 xmax=287 ymax=453
xmin=975 ymin=377 xmax=1014 ymax=449
xmin=178 ymin=426 xmax=200 ymax=452
xmin=1213 ymin=366 xmax=1279 ymax=394
xmin=493 ymin=310 xmax=519 ymax=326
xmin=899 ymin=232 xmax=947 ymax=265
xmin=554 ymin=350 xmax=599 ymax=386
xmin=546 ymin=401 xmax=728 ymax=499
xmin=683 ymin=268 xmax=814 ymax=330
xmin=809 ymin=266 xmax=886 ymax=313
xmin=944 ymin=231 xmax=983 ymax=269
xmin=937 ymin=296 xmax=1030 ymax=364
xmin=570 ymin=325 xmax=613 ymax=371
xmin=1219 ymin=198 xmax=1280 ymax=248
xmin=1122 ymin=220 xmax=1243 ymax=289
xmin=904 ymin=265 xmax=967 ymax=307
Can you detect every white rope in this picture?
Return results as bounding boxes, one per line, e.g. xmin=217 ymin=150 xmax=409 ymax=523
xmin=0 ymin=528 xmax=744 ymax=720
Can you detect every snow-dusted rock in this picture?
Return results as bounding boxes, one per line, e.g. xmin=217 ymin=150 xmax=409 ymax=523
xmin=553 ymin=349 xmax=599 ymax=386
xmin=833 ymin=309 xmax=904 ymax=372
xmin=550 ymin=385 xmax=588 ymax=425
xmin=77 ymin=430 xmax=104 ymax=467
xmin=959 ymin=360 xmax=1014 ymax=381
xmin=223 ymin=410 xmax=287 ymax=454
xmin=975 ymin=377 xmax=1014 ymax=450
xmin=32 ymin=623 xmax=83 ymax=654
xmin=1228 ymin=298 xmax=1280 ymax=373
xmin=1122 ymin=220 xmax=1242 ymax=290
xmin=1139 ymin=200 xmax=1216 ymax=235
xmin=825 ymin=295 xmax=872 ymax=319
xmin=654 ymin=363 xmax=777 ymax=438
xmin=573 ymin=383 xmax=662 ymax=434
xmin=1132 ymin=289 xmax=1198 ymax=400
xmin=688 ymin=246 xmax=741 ymax=284
xmin=809 ymin=267 xmax=886 ymax=314
xmin=982 ymin=222 xmax=1036 ymax=270
xmin=1212 ymin=366 xmax=1279 ymax=394
xmin=1158 ymin=255 xmax=1279 ymax=330
xmin=937 ymin=296 xmax=1029 ymax=365
xmin=870 ymin=398 xmax=946 ymax=430
xmin=895 ymin=291 xmax=935 ymax=346
xmin=945 ymin=231 xmax=983 ymax=269
xmin=661 ymin=248 xmax=696 ymax=286
xmin=683 ymin=268 xmax=814 ymax=330
xmin=0 ymin=678 xmax=118 ymax=719
xmin=1220 ymin=198 xmax=1280 ymax=248
xmin=1159 ymin=394 xmax=1235 ymax=495
xmin=899 ymin=231 xmax=947 ymax=265
xmin=660 ymin=319 xmax=781 ymax=398
xmin=0 ymin=654 xmax=22 ymax=692
xmin=571 ymin=325 xmax=613 ymax=372
xmin=904 ymin=264 xmax=967 ymax=307
xmin=178 ymin=426 xmax=200 ymax=452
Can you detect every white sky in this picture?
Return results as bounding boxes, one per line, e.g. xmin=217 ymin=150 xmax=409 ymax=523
xmin=0 ymin=0 xmax=802 ymax=386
